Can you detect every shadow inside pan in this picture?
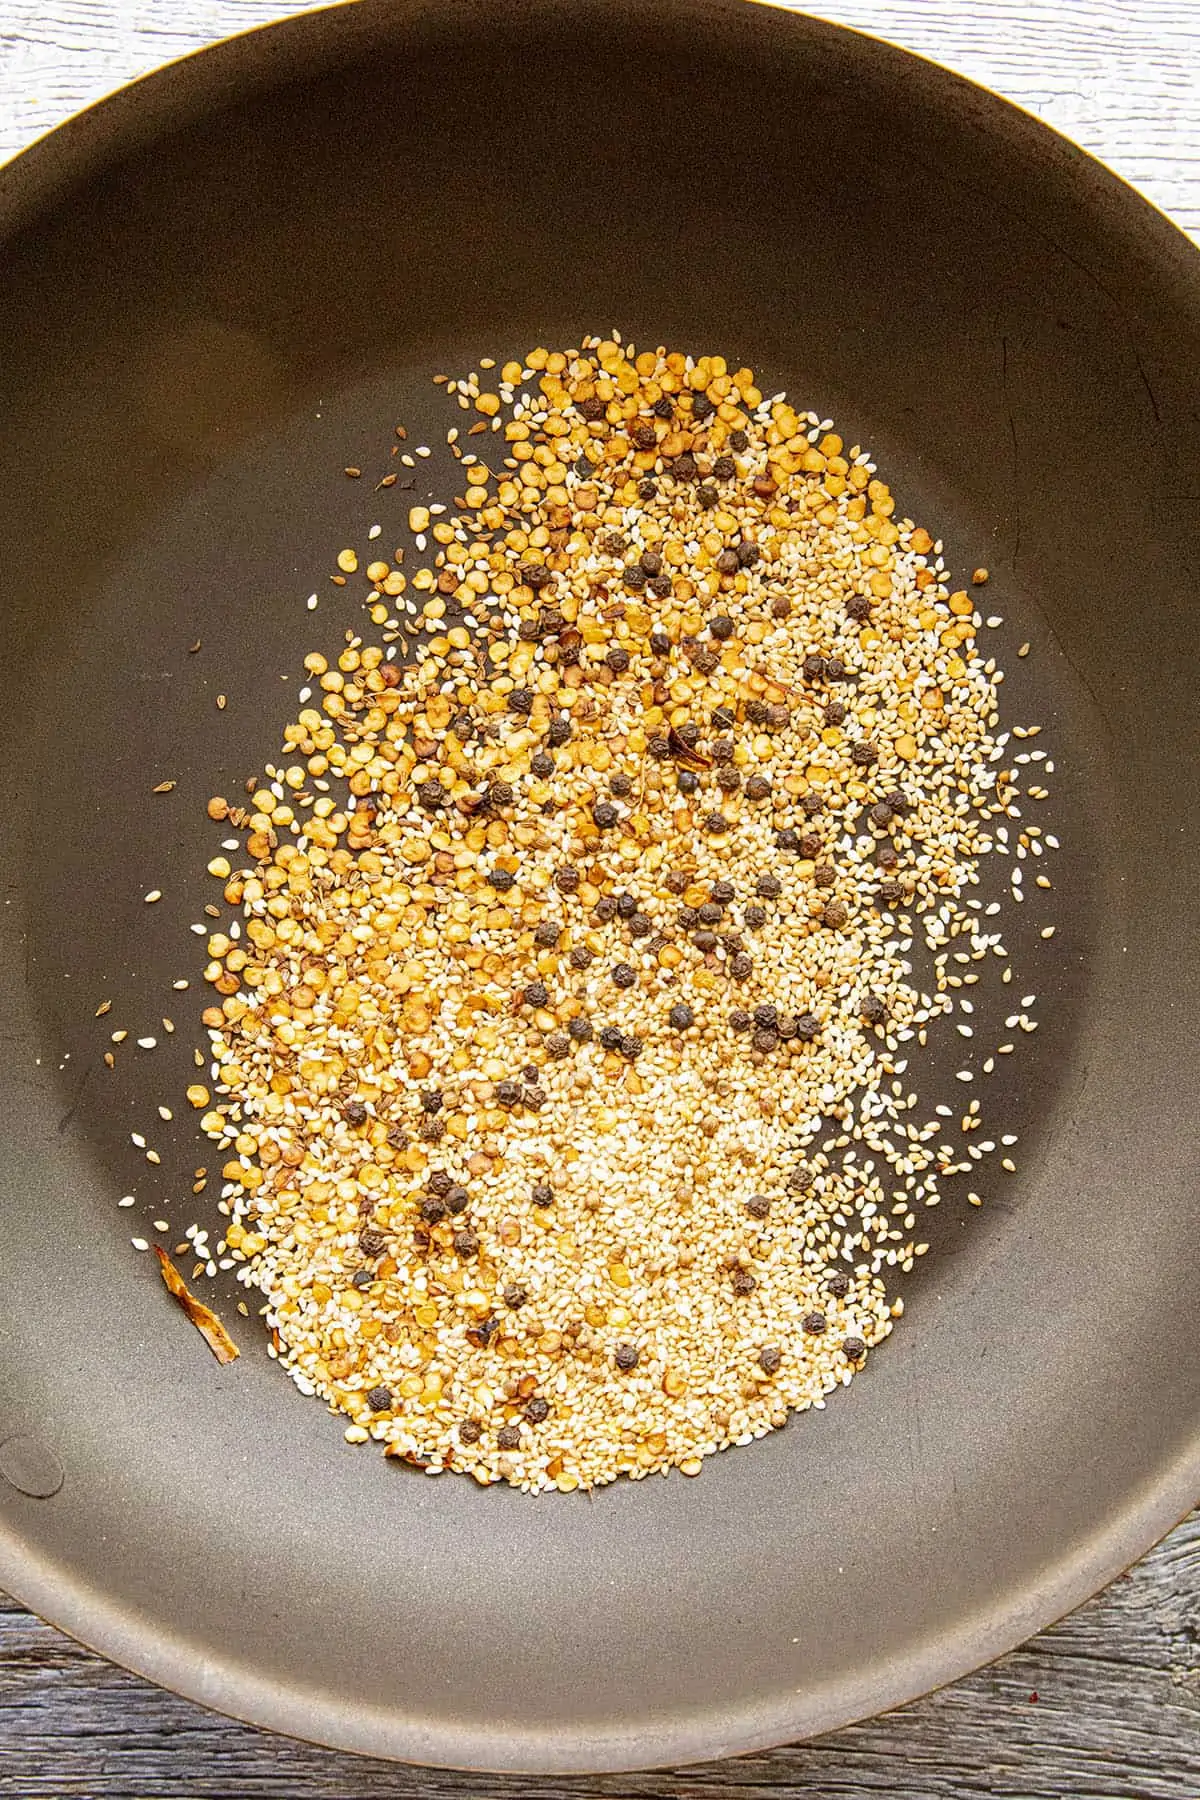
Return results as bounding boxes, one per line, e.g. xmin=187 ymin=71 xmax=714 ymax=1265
xmin=0 ymin=0 xmax=1196 ymax=1772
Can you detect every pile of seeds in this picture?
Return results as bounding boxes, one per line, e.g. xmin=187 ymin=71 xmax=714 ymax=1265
xmin=187 ymin=337 xmax=1037 ymax=1491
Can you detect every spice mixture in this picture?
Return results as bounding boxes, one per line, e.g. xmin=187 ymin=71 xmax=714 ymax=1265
xmin=140 ymin=337 xmax=1051 ymax=1491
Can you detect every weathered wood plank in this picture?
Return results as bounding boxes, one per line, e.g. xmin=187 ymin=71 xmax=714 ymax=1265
xmin=2 ymin=0 xmax=1199 ymax=239
xmin=0 ymin=3 xmax=1198 ymax=1793
xmin=1 ymin=1513 xmax=1196 ymax=1796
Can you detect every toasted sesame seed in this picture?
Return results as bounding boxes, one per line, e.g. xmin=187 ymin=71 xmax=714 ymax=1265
xmin=135 ymin=336 xmax=1055 ymax=1495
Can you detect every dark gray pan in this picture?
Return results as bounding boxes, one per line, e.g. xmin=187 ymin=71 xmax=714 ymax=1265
xmin=0 ymin=0 xmax=1196 ymax=1773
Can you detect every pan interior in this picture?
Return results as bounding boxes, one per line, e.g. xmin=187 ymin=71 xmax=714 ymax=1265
xmin=0 ymin=0 xmax=1197 ymax=1770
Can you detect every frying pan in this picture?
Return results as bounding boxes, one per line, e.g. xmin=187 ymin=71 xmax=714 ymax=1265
xmin=0 ymin=0 xmax=1197 ymax=1773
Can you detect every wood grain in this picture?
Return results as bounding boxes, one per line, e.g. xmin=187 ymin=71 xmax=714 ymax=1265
xmin=2 ymin=0 xmax=1199 ymax=238
xmin=3 ymin=1513 xmax=1199 ymax=1795
xmin=0 ymin=2 xmax=1198 ymax=1793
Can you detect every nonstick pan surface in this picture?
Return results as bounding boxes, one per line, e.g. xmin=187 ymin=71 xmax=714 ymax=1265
xmin=0 ymin=0 xmax=1197 ymax=1773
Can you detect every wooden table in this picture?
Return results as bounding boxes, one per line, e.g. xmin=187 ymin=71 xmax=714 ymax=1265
xmin=1 ymin=3 xmax=1197 ymax=1792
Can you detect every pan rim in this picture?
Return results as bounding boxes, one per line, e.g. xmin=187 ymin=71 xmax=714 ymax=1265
xmin=2 ymin=1467 xmax=1197 ymax=1770
xmin=1 ymin=0 xmax=1198 ymax=1770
